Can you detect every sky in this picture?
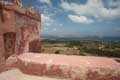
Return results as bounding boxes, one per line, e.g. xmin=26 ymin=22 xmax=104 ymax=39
xmin=6 ymin=0 xmax=120 ymax=37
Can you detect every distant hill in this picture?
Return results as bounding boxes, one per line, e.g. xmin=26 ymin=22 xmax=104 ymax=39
xmin=41 ymin=35 xmax=120 ymax=41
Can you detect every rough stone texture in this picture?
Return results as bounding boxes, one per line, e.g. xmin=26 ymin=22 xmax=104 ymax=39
xmin=5 ymin=55 xmax=18 ymax=70
xmin=4 ymin=32 xmax=16 ymax=59
xmin=0 ymin=1 xmax=41 ymax=60
xmin=13 ymin=0 xmax=23 ymax=8
xmin=0 ymin=69 xmax=68 ymax=80
xmin=17 ymin=53 xmax=120 ymax=80
xmin=0 ymin=35 xmax=5 ymax=63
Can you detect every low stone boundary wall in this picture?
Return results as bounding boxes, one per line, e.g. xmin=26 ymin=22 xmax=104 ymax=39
xmin=17 ymin=53 xmax=120 ymax=80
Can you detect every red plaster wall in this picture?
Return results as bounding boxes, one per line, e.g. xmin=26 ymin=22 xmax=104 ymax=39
xmin=4 ymin=32 xmax=16 ymax=59
xmin=0 ymin=10 xmax=16 ymax=34
xmin=15 ymin=13 xmax=41 ymax=54
xmin=0 ymin=36 xmax=5 ymax=63
xmin=0 ymin=1 xmax=41 ymax=60
xmin=29 ymin=39 xmax=41 ymax=53
xmin=0 ymin=7 xmax=16 ymax=61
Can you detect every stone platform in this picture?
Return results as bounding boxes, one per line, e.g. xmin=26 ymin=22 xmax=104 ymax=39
xmin=16 ymin=53 xmax=120 ymax=80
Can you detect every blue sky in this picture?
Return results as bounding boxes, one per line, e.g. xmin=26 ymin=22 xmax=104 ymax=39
xmin=6 ymin=0 xmax=120 ymax=37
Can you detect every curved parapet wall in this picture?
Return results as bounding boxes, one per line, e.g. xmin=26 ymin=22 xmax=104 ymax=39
xmin=17 ymin=53 xmax=120 ymax=80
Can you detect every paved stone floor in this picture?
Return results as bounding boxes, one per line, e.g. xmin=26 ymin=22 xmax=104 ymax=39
xmin=0 ymin=69 xmax=68 ymax=80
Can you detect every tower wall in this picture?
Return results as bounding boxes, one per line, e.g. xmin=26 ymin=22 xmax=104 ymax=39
xmin=15 ymin=13 xmax=41 ymax=54
xmin=0 ymin=1 xmax=41 ymax=60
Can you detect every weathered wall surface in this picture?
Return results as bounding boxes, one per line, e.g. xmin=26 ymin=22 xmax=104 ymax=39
xmin=0 ymin=9 xmax=5 ymax=63
xmin=4 ymin=32 xmax=16 ymax=59
xmin=0 ymin=9 xmax=16 ymax=34
xmin=0 ymin=35 xmax=5 ymax=63
xmin=0 ymin=1 xmax=41 ymax=60
xmin=15 ymin=13 xmax=41 ymax=54
xmin=0 ymin=3 xmax=18 ymax=60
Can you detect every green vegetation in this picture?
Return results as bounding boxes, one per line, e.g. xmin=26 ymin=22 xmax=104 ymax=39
xmin=84 ymin=49 xmax=120 ymax=57
xmin=55 ymin=50 xmax=60 ymax=54
xmin=42 ymin=39 xmax=120 ymax=58
xmin=78 ymin=52 xmax=86 ymax=56
xmin=42 ymin=39 xmax=67 ymax=44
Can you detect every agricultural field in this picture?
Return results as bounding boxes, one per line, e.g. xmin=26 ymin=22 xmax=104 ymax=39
xmin=41 ymin=39 xmax=120 ymax=58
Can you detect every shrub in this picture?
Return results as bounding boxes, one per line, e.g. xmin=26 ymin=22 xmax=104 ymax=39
xmin=84 ymin=49 xmax=120 ymax=58
xmin=79 ymin=53 xmax=86 ymax=56
xmin=55 ymin=50 xmax=60 ymax=54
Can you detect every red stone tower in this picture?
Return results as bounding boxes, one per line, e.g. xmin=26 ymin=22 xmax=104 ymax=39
xmin=0 ymin=0 xmax=41 ymax=60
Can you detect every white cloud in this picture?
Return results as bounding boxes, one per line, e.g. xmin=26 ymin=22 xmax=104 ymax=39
xmin=60 ymin=0 xmax=120 ymax=20
xmin=43 ymin=27 xmax=48 ymax=30
xmin=106 ymin=0 xmax=120 ymax=8
xmin=53 ymin=28 xmax=57 ymax=31
xmin=38 ymin=0 xmax=51 ymax=5
xmin=100 ymin=8 xmax=120 ymax=19
xmin=41 ymin=14 xmax=55 ymax=27
xmin=68 ymin=14 xmax=94 ymax=24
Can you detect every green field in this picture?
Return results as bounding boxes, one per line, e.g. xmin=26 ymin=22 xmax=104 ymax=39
xmin=42 ymin=39 xmax=120 ymax=58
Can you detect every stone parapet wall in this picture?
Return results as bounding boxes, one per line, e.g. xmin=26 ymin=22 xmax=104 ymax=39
xmin=17 ymin=53 xmax=120 ymax=80
xmin=0 ymin=2 xmax=40 ymax=21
